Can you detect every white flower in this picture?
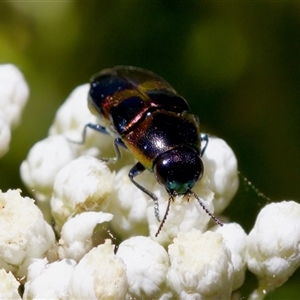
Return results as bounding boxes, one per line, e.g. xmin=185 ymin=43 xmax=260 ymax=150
xmin=108 ymin=165 xmax=153 ymax=239
xmin=167 ymin=230 xmax=234 ymax=299
xmin=48 ymin=83 xmax=135 ymax=169
xmin=58 ymin=211 xmax=113 ymax=262
xmin=23 ymin=258 xmax=76 ymax=300
xmin=0 ymin=64 xmax=29 ymax=129
xmin=50 ymin=156 xmax=114 ymax=231
xmin=247 ymin=201 xmax=300 ymax=299
xmin=0 ymin=64 xmax=29 ymax=158
xmin=68 ymin=239 xmax=128 ymax=300
xmin=148 ymin=175 xmax=215 ymax=246
xmin=49 ymin=84 xmax=90 ymax=139
xmin=20 ymin=135 xmax=76 ymax=202
xmin=49 ymin=83 xmax=115 ymax=158
xmin=0 ymin=269 xmax=21 ymax=300
xmin=0 ymin=190 xmax=56 ymax=279
xmin=202 ymin=136 xmax=239 ymax=214
xmin=211 ymin=222 xmax=247 ymax=290
xmin=116 ymin=236 xmax=170 ymax=299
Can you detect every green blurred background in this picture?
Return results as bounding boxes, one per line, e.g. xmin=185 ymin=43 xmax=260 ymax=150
xmin=0 ymin=1 xmax=300 ymax=298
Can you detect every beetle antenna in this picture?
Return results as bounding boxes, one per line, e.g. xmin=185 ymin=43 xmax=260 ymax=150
xmin=238 ymin=171 xmax=271 ymax=202
xmin=154 ymin=198 xmax=160 ymax=222
xmin=190 ymin=191 xmax=223 ymax=227
xmin=155 ymin=196 xmax=172 ymax=237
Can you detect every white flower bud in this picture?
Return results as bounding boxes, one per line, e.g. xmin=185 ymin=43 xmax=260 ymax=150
xmin=49 ymin=84 xmax=90 ymax=138
xmin=202 ymin=137 xmax=239 ymax=214
xmin=0 ymin=64 xmax=29 ymax=128
xmin=20 ymin=135 xmax=76 ymax=202
xmin=49 ymin=83 xmax=115 ymax=158
xmin=50 ymin=156 xmax=114 ymax=230
xmin=68 ymin=239 xmax=128 ymax=300
xmin=0 ymin=190 xmax=56 ymax=279
xmin=148 ymin=175 xmax=214 ymax=245
xmin=116 ymin=236 xmax=170 ymax=299
xmin=211 ymin=222 xmax=247 ymax=290
xmin=0 ymin=64 xmax=29 ymax=158
xmin=167 ymin=230 xmax=234 ymax=299
xmin=23 ymin=258 xmax=76 ymax=300
xmin=0 ymin=269 xmax=21 ymax=300
xmin=58 ymin=211 xmax=113 ymax=261
xmin=108 ymin=166 xmax=152 ymax=238
xmin=247 ymin=201 xmax=300 ymax=299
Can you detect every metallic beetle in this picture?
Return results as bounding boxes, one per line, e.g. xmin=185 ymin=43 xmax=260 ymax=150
xmin=83 ymin=66 xmax=221 ymax=235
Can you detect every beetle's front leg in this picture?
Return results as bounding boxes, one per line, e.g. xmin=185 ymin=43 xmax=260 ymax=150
xmin=68 ymin=123 xmax=110 ymax=145
xmin=128 ymin=162 xmax=160 ymax=222
xmin=200 ymin=133 xmax=209 ymax=157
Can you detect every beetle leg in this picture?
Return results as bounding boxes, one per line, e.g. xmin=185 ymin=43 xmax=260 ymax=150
xmin=100 ymin=138 xmax=124 ymax=163
xmin=85 ymin=123 xmax=110 ymax=135
xmin=69 ymin=123 xmax=128 ymax=162
xmin=95 ymin=137 xmax=129 ymax=163
xmin=114 ymin=137 xmax=127 ymax=149
xmin=129 ymin=162 xmax=160 ymax=222
xmin=68 ymin=123 xmax=110 ymax=145
xmin=200 ymin=133 xmax=209 ymax=157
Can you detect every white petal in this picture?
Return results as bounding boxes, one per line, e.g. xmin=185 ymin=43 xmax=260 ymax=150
xmin=108 ymin=165 xmax=152 ymax=238
xmin=49 ymin=83 xmax=115 ymax=158
xmin=50 ymin=156 xmax=114 ymax=230
xmin=211 ymin=222 xmax=247 ymax=290
xmin=68 ymin=239 xmax=128 ymax=300
xmin=0 ymin=190 xmax=56 ymax=279
xmin=247 ymin=201 xmax=300 ymax=295
xmin=0 ymin=64 xmax=29 ymax=128
xmin=202 ymin=136 xmax=239 ymax=214
xmin=58 ymin=211 xmax=113 ymax=261
xmin=117 ymin=236 xmax=170 ymax=299
xmin=0 ymin=269 xmax=21 ymax=300
xmin=20 ymin=135 xmax=75 ymax=202
xmin=23 ymin=258 xmax=76 ymax=300
xmin=167 ymin=230 xmax=234 ymax=299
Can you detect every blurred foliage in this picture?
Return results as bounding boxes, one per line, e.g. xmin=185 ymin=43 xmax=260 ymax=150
xmin=1 ymin=1 xmax=300 ymax=298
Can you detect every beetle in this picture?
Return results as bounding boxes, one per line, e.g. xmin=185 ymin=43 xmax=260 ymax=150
xmin=81 ymin=66 xmax=222 ymax=236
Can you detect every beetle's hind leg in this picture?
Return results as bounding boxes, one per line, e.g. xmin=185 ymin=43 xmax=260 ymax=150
xmin=129 ymin=162 xmax=160 ymax=222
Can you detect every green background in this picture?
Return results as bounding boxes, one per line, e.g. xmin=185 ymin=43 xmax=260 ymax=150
xmin=1 ymin=1 xmax=300 ymax=298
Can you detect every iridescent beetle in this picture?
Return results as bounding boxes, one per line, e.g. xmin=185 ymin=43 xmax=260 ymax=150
xmin=82 ymin=66 xmax=222 ymax=236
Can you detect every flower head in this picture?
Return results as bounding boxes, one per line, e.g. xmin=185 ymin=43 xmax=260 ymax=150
xmin=0 ymin=190 xmax=56 ymax=279
xmin=50 ymin=156 xmax=114 ymax=230
xmin=116 ymin=236 xmax=170 ymax=299
xmin=167 ymin=230 xmax=234 ymax=299
xmin=68 ymin=239 xmax=128 ymax=300
xmin=247 ymin=201 xmax=300 ymax=298
xmin=23 ymin=258 xmax=76 ymax=300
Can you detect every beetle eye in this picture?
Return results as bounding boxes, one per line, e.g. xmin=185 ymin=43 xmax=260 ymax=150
xmin=154 ymin=148 xmax=203 ymax=195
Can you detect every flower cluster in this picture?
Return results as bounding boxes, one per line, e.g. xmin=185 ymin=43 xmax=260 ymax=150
xmin=1 ymin=65 xmax=300 ymax=299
